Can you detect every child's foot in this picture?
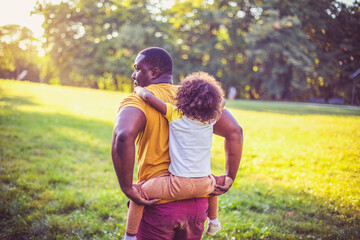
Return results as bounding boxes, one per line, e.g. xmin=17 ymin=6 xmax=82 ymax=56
xmin=124 ymin=233 xmax=137 ymax=240
xmin=206 ymin=222 xmax=222 ymax=236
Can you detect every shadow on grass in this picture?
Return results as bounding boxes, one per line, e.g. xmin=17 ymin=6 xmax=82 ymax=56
xmin=0 ymin=94 xmax=38 ymax=113
xmin=213 ymin=182 xmax=360 ymax=240
xmin=0 ymin=94 xmax=127 ymax=239
xmin=226 ymin=100 xmax=360 ymax=116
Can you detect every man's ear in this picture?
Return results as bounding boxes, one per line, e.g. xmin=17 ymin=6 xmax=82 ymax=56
xmin=151 ymin=67 xmax=161 ymax=79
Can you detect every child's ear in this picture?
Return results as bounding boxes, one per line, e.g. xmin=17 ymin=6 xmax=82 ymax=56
xmin=152 ymin=67 xmax=161 ymax=79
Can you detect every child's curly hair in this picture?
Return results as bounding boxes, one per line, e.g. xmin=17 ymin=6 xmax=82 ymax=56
xmin=176 ymin=72 xmax=224 ymax=123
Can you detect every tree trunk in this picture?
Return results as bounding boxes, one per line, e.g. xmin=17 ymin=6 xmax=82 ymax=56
xmin=281 ymin=65 xmax=292 ymax=100
xmin=113 ymin=77 xmax=118 ymax=90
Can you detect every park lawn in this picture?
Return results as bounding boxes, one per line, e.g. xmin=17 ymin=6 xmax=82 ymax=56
xmin=0 ymin=79 xmax=359 ymax=239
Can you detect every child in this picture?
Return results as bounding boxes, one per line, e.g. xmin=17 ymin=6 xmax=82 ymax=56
xmin=125 ymin=72 xmax=226 ymax=240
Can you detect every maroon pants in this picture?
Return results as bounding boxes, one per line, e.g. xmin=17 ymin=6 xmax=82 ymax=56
xmin=126 ymin=174 xmax=217 ymax=235
xmin=137 ymin=198 xmax=209 ymax=240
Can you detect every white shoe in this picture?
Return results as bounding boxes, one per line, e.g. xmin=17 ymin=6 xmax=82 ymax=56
xmin=124 ymin=234 xmax=137 ymax=240
xmin=206 ymin=222 xmax=221 ymax=236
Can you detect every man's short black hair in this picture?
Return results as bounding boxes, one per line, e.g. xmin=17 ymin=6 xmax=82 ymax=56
xmin=139 ymin=47 xmax=173 ymax=75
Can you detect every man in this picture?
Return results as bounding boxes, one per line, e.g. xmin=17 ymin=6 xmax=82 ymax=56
xmin=111 ymin=47 xmax=243 ymax=239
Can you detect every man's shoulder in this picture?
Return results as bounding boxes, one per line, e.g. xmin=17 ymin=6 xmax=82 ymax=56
xmin=117 ymin=84 xmax=178 ymax=113
xmin=118 ymin=93 xmax=145 ymax=113
xmin=146 ymin=84 xmax=178 ymax=104
xmin=146 ymin=84 xmax=178 ymax=93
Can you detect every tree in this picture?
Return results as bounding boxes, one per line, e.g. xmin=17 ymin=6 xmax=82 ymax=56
xmin=309 ymin=0 xmax=360 ymax=103
xmin=161 ymin=0 xmax=255 ymax=97
xmin=245 ymin=9 xmax=316 ymax=100
xmin=35 ymin=0 xmax=172 ymax=89
xmin=31 ymin=0 xmax=360 ymax=103
xmin=0 ymin=25 xmax=41 ymax=81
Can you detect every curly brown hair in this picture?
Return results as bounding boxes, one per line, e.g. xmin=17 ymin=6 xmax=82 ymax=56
xmin=176 ymin=72 xmax=224 ymax=123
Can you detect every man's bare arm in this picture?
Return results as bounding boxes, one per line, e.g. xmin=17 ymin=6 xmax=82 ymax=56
xmin=212 ymin=109 xmax=243 ymax=195
xmin=111 ymin=106 xmax=159 ymax=205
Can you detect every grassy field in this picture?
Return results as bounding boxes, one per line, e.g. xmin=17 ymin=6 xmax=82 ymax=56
xmin=1 ymin=79 xmax=359 ymax=240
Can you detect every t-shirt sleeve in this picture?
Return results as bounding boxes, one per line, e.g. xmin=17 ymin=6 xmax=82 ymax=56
xmin=164 ymin=103 xmax=182 ymax=123
xmin=118 ymin=93 xmax=146 ymax=116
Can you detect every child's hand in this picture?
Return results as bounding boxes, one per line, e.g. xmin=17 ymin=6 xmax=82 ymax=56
xmin=220 ymin=98 xmax=226 ymax=109
xmin=134 ymin=86 xmax=151 ymax=100
xmin=134 ymin=86 xmax=143 ymax=95
xmin=211 ymin=175 xmax=233 ymax=196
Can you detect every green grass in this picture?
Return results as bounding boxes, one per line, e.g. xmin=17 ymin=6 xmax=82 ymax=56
xmin=1 ymin=79 xmax=359 ymax=239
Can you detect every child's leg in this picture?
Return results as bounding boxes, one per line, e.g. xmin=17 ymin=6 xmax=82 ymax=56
xmin=208 ymin=175 xmax=225 ymax=220
xmin=206 ymin=175 xmax=225 ymax=236
xmin=208 ymin=195 xmax=218 ymax=220
xmin=126 ymin=200 xmax=144 ymax=236
xmin=206 ymin=195 xmax=222 ymax=236
xmin=141 ymin=174 xmax=216 ymax=200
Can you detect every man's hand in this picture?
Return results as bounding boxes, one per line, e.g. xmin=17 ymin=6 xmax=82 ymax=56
xmin=211 ymin=175 xmax=234 ymax=196
xmin=125 ymin=183 xmax=160 ymax=206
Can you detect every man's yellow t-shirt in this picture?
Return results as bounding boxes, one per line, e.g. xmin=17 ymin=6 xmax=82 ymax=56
xmin=118 ymin=84 xmax=178 ymax=182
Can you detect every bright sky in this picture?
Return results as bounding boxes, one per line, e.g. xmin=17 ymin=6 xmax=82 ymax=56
xmin=0 ymin=0 xmax=356 ymax=39
xmin=0 ymin=0 xmax=46 ymax=38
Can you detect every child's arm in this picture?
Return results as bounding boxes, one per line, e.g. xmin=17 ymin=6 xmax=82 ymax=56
xmin=134 ymin=86 xmax=167 ymax=115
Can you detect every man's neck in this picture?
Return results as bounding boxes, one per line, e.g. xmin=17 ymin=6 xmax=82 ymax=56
xmin=151 ymin=74 xmax=173 ymax=85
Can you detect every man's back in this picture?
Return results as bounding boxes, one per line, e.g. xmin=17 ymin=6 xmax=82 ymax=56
xmin=118 ymin=84 xmax=178 ymax=181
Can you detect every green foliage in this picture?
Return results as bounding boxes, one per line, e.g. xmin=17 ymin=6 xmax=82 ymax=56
xmin=0 ymin=25 xmax=41 ymax=81
xmin=33 ymin=0 xmax=167 ymax=89
xmin=1 ymin=80 xmax=359 ymax=239
xmin=2 ymin=0 xmax=359 ymax=103
xmin=246 ymin=9 xmax=315 ymax=100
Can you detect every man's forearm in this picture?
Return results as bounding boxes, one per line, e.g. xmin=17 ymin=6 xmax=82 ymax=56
xmin=111 ymin=131 xmax=136 ymax=196
xmin=214 ymin=109 xmax=243 ymax=181
xmin=224 ymin=129 xmax=243 ymax=180
xmin=211 ymin=109 xmax=243 ymax=195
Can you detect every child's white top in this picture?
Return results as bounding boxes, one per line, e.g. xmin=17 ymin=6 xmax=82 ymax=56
xmin=164 ymin=103 xmax=215 ymax=177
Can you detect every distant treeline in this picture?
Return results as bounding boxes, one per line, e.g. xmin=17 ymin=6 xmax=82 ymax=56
xmin=1 ymin=0 xmax=359 ymax=103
